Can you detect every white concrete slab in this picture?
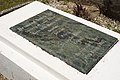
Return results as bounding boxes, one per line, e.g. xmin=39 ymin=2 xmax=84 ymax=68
xmin=0 ymin=1 xmax=120 ymax=80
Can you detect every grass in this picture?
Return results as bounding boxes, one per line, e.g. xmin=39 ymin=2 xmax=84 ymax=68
xmin=0 ymin=0 xmax=31 ymax=12
xmin=0 ymin=0 xmax=120 ymax=79
xmin=0 ymin=0 xmax=120 ymax=34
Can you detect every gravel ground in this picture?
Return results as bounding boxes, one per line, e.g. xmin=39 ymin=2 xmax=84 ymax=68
xmin=48 ymin=0 xmax=120 ymax=33
xmin=0 ymin=74 xmax=8 ymax=80
xmin=0 ymin=0 xmax=120 ymax=79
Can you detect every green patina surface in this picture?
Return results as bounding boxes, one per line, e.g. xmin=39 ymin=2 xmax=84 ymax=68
xmin=10 ymin=10 xmax=118 ymax=74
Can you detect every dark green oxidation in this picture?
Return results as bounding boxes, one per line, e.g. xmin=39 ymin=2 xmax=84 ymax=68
xmin=10 ymin=9 xmax=118 ymax=74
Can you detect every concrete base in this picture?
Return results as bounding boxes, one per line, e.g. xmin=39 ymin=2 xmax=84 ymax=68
xmin=0 ymin=51 xmax=36 ymax=80
xmin=0 ymin=1 xmax=120 ymax=80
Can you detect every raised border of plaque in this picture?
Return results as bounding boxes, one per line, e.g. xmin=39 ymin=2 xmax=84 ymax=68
xmin=10 ymin=9 xmax=118 ymax=74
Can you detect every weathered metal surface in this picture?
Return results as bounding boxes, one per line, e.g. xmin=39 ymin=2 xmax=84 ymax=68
xmin=10 ymin=10 xmax=118 ymax=74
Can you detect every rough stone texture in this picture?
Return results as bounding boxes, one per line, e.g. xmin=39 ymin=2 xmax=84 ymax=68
xmin=10 ymin=10 xmax=118 ymax=74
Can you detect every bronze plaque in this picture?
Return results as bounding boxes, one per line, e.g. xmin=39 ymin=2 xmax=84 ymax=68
xmin=10 ymin=10 xmax=118 ymax=74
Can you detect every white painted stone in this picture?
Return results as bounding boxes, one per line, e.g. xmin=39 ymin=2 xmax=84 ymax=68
xmin=0 ymin=1 xmax=120 ymax=80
